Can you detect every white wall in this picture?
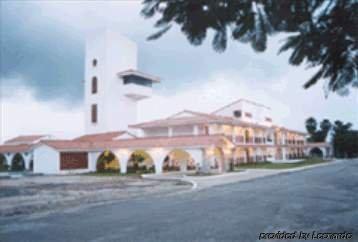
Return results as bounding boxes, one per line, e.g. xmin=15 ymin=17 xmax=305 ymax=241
xmin=88 ymin=151 xmax=101 ymax=172
xmin=84 ymin=28 xmax=147 ymax=134
xmin=33 ymin=145 xmax=60 ymax=174
xmin=214 ymin=100 xmax=273 ymax=126
xmin=172 ymin=125 xmax=194 ymax=136
xmin=142 ymin=127 xmax=168 ymax=137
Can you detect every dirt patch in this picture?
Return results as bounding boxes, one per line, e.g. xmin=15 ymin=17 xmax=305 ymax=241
xmin=0 ymin=175 xmax=190 ymax=217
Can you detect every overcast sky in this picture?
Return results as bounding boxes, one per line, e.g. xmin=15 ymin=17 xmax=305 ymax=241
xmin=1 ymin=1 xmax=357 ymax=142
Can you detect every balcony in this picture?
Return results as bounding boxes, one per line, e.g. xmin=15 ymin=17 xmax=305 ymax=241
xmin=234 ymin=136 xmax=245 ymax=143
xmin=118 ymin=69 xmax=160 ymax=101
xmin=123 ymin=83 xmax=152 ymax=100
xmin=285 ymin=139 xmax=305 ymax=146
xmin=233 ymin=136 xmax=269 ymax=145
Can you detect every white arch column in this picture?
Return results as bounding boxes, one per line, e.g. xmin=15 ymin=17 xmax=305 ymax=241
xmin=282 ymin=148 xmax=287 ymax=160
xmin=22 ymin=152 xmax=33 ymax=170
xmin=4 ymin=153 xmax=14 ymax=167
xmin=114 ymin=149 xmax=131 ymax=174
xmin=147 ymin=148 xmax=168 ymax=174
xmin=215 ymin=147 xmax=226 ymax=173
xmin=321 ymin=147 xmax=327 ymax=158
xmin=202 ymin=148 xmax=213 ymax=173
xmin=222 ymin=148 xmax=233 ymax=172
xmin=88 ymin=151 xmax=102 ymax=172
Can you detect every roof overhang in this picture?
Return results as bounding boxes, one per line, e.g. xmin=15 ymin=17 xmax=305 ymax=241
xmin=117 ymin=69 xmax=160 ymax=83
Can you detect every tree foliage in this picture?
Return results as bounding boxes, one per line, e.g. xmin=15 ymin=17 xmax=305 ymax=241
xmin=96 ymin=151 xmax=118 ymax=172
xmin=332 ymin=120 xmax=358 ymax=158
xmin=305 ymin=117 xmax=358 ymax=158
xmin=305 ymin=117 xmax=317 ymax=140
xmin=305 ymin=117 xmax=331 ymax=142
xmin=142 ymin=0 xmax=358 ymax=94
xmin=129 ymin=153 xmax=145 ymax=170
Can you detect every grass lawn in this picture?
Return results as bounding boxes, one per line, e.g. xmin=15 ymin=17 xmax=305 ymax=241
xmin=234 ymin=158 xmax=329 ymax=170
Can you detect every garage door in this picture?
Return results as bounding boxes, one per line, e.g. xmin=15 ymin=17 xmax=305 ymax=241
xmin=60 ymin=152 xmax=88 ymax=170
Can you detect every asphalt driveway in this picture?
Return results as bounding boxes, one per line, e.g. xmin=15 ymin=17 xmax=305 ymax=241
xmin=1 ymin=159 xmax=357 ymax=242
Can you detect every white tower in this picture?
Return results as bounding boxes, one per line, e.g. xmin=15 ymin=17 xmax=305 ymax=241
xmin=84 ymin=29 xmax=159 ymax=134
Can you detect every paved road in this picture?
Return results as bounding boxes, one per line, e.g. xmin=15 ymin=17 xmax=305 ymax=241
xmin=1 ymin=160 xmax=357 ymax=242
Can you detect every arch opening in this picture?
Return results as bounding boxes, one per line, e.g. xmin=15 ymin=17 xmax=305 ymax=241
xmin=233 ymin=148 xmax=246 ymax=167
xmin=29 ymin=159 xmax=34 ymax=171
xmin=96 ymin=150 xmax=120 ymax=173
xmin=11 ymin=153 xmax=25 ymax=171
xmin=163 ymin=149 xmax=196 ymax=172
xmin=309 ymin=147 xmax=323 ymax=158
xmin=127 ymin=150 xmax=155 ymax=174
xmin=0 ymin=154 xmax=8 ymax=171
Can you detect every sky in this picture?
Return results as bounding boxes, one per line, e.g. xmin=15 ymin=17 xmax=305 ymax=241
xmin=0 ymin=1 xmax=357 ymax=142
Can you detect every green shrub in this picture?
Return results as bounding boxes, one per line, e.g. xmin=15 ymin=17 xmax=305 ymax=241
xmin=11 ymin=154 xmax=25 ymax=171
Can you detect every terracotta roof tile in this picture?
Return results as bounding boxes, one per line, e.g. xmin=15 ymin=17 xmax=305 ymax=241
xmin=73 ymin=131 xmax=133 ymax=142
xmin=41 ymin=135 xmax=230 ymax=151
xmin=4 ymin=135 xmax=47 ymax=145
xmin=130 ymin=109 xmax=273 ymax=129
xmin=0 ymin=144 xmax=32 ymax=153
xmin=129 ymin=110 xmax=233 ymax=128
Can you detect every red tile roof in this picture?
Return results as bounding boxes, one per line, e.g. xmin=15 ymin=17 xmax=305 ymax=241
xmin=4 ymin=135 xmax=47 ymax=145
xmin=130 ymin=109 xmax=273 ymax=130
xmin=129 ymin=110 xmax=233 ymax=128
xmin=40 ymin=135 xmax=231 ymax=151
xmin=73 ymin=131 xmax=134 ymax=142
xmin=0 ymin=144 xmax=32 ymax=153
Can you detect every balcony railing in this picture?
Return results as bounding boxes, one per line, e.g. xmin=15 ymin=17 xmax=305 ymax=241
xmin=233 ymin=136 xmax=267 ymax=144
xmin=285 ymin=140 xmax=305 ymax=146
xmin=229 ymin=135 xmax=305 ymax=146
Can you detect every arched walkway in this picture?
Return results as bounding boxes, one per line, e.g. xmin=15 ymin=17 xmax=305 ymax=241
xmin=127 ymin=150 xmax=155 ymax=174
xmin=96 ymin=150 xmax=120 ymax=172
xmin=11 ymin=153 xmax=25 ymax=171
xmin=309 ymin=147 xmax=323 ymax=158
xmin=233 ymin=148 xmax=246 ymax=167
xmin=0 ymin=154 xmax=8 ymax=171
xmin=163 ymin=149 xmax=196 ymax=172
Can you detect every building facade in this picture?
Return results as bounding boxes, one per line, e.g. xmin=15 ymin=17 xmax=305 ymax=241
xmin=0 ymin=30 xmax=331 ymax=175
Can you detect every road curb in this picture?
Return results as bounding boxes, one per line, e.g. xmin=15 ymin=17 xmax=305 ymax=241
xmin=141 ymin=160 xmax=340 ymax=191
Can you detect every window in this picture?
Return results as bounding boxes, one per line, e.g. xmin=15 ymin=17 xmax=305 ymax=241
xmin=60 ymin=152 xmax=88 ymax=170
xmin=92 ymin=76 xmax=97 ymax=94
xmin=92 ymin=59 xmax=97 ymax=67
xmin=91 ymin=104 xmax=97 ymax=123
xmin=245 ymin=112 xmax=252 ymax=118
xmin=233 ymin=110 xmax=242 ymax=118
